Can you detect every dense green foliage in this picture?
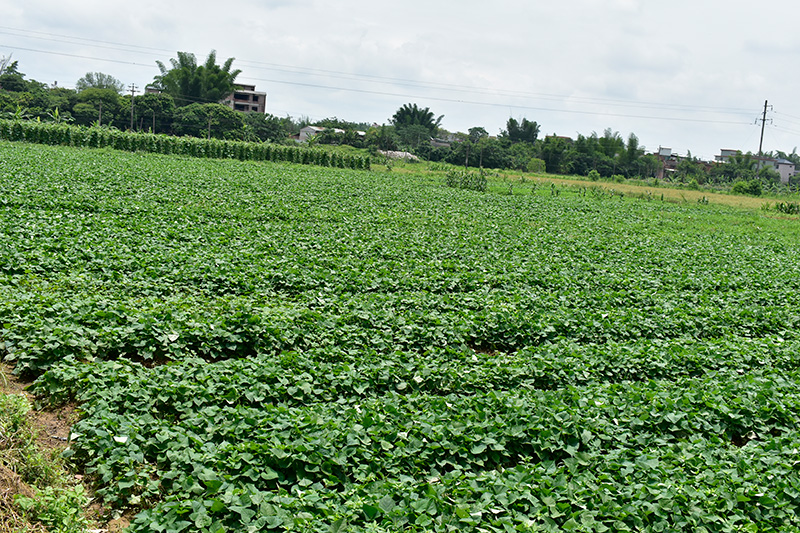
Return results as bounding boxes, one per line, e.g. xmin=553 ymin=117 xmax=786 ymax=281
xmin=2 ymin=142 xmax=800 ymax=531
xmin=0 ymin=120 xmax=369 ymax=170
xmin=0 ymin=393 xmax=91 ymax=532
xmin=75 ymin=72 xmax=125 ymax=93
xmin=1 ymin=56 xmax=796 ymax=193
xmin=0 ymin=61 xmax=292 ymax=140
xmin=152 ymin=51 xmax=241 ymax=107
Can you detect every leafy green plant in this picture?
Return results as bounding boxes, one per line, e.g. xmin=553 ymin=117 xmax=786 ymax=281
xmin=775 ymin=201 xmax=800 ymax=215
xmin=15 ymin=485 xmax=91 ymax=533
xmin=444 ymin=169 xmax=486 ymax=191
xmin=731 ymin=179 xmax=762 ymax=196
xmin=2 ymin=142 xmax=800 ymax=531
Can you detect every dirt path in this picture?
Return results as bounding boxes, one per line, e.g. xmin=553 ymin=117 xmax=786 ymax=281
xmin=0 ymin=364 xmax=132 ymax=532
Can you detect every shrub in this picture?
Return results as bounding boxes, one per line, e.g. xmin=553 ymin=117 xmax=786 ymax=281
xmin=775 ymin=201 xmax=800 ymax=215
xmin=731 ymin=179 xmax=762 ymax=196
xmin=445 ymin=169 xmax=487 ymax=192
xmin=526 ymin=158 xmax=546 ymax=173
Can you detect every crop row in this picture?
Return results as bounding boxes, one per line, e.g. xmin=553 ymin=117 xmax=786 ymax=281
xmin=4 ymin=143 xmax=800 ymax=531
xmin=3 ymin=146 xmax=799 ymax=375
xmin=34 ymin=333 xmax=800 ymax=408
xmin=3 ymin=272 xmax=799 ymax=375
xmin=0 ymin=120 xmax=370 ymax=170
xmin=39 ymin=360 xmax=800 ymax=531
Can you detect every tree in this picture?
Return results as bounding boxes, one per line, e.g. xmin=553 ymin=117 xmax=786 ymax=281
xmin=675 ymin=157 xmax=706 ymax=183
xmin=537 ymin=135 xmax=570 ymax=173
xmin=172 ymin=103 xmax=243 ymax=139
xmin=314 ymin=117 xmax=371 ymax=131
xmin=623 ymin=133 xmax=644 ymax=165
xmin=468 ymin=126 xmax=488 ymax=144
xmin=507 ymin=142 xmax=538 ymax=171
xmin=72 ymin=88 xmax=120 ymax=126
xmin=597 ymin=128 xmax=624 ymax=158
xmin=635 ymin=154 xmax=662 ymax=179
xmin=502 ymin=117 xmax=539 ymax=144
xmin=391 ymin=103 xmax=442 ymax=136
xmin=128 ymin=92 xmax=175 ymax=133
xmin=152 ymin=51 xmax=241 ymax=107
xmin=76 ymin=72 xmax=124 ymax=93
xmin=0 ymin=60 xmax=29 ymax=92
xmin=397 ymin=124 xmax=432 ymax=151
xmin=0 ymin=55 xmax=13 ymax=76
xmin=365 ymin=125 xmax=399 ymax=151
xmin=242 ymin=112 xmax=292 ymax=142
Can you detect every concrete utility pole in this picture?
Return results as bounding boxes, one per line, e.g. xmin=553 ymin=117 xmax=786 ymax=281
xmin=129 ymin=84 xmax=138 ymax=131
xmin=756 ymin=100 xmax=773 ymax=179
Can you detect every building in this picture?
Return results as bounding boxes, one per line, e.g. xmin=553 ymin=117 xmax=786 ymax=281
xmin=654 ymin=147 xmax=678 ymax=180
xmin=220 ymin=84 xmax=266 ymax=113
xmin=296 ymin=126 xmax=365 ymax=142
xmin=298 ymin=125 xmax=328 ymax=142
xmin=715 ymin=149 xmax=797 ymax=183
xmin=757 ymin=157 xmax=797 ymax=184
xmin=714 ymin=149 xmax=740 ymax=163
xmin=145 ymin=83 xmax=268 ymax=114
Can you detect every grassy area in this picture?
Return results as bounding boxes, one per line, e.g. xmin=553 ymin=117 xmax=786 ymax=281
xmin=0 ymin=390 xmax=91 ymax=533
xmin=381 ymin=158 xmax=800 ymax=211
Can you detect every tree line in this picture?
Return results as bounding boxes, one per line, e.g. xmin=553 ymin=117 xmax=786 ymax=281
xmin=0 ymin=52 xmax=296 ymax=143
xmin=2 ymin=51 xmax=799 ymax=193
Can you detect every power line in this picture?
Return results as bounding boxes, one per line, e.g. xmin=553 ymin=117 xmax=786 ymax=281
xmin=0 ymin=25 xmax=757 ymax=117
xmin=0 ymin=44 xmax=154 ymax=68
xmin=236 ymin=75 xmax=753 ymax=126
xmin=0 ymin=42 xmax=755 ymax=126
xmin=772 ymin=124 xmax=800 ymax=137
xmin=0 ymin=26 xmax=172 ymax=54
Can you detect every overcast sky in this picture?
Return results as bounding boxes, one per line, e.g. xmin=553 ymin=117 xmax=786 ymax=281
xmin=2 ymin=0 xmax=799 ymax=160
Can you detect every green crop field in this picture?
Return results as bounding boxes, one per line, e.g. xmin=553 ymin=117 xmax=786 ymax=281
xmin=2 ymin=141 xmax=800 ymax=532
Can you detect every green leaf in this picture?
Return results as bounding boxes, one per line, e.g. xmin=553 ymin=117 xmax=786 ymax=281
xmin=362 ymin=504 xmax=380 ymax=520
xmin=378 ymin=495 xmax=396 ymax=514
xmin=330 ymin=518 xmax=347 ymax=533
xmin=471 ymin=443 xmax=487 ymax=454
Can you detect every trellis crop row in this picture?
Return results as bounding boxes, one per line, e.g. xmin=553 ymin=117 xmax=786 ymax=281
xmin=0 ymin=119 xmax=370 ymax=170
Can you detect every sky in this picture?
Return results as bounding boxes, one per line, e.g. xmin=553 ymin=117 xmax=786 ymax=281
xmin=2 ymin=0 xmax=800 ymax=161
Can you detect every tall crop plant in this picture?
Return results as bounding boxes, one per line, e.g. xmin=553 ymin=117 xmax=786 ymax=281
xmin=0 ymin=119 xmax=370 ymax=170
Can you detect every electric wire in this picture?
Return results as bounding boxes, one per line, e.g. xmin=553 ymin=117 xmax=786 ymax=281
xmin=2 ymin=42 xmax=757 ymax=126
xmin=0 ymin=25 xmax=759 ymax=118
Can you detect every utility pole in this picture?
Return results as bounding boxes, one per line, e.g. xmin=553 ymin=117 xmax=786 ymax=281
xmin=129 ymin=83 xmax=138 ymax=131
xmin=756 ymin=100 xmax=772 ymax=179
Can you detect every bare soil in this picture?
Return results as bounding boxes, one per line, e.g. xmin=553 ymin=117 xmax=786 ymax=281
xmin=0 ymin=363 xmax=125 ymax=532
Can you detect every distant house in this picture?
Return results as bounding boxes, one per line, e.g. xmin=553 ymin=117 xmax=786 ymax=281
xmin=146 ymin=83 xmax=267 ymax=113
xmin=714 ymin=149 xmax=740 ymax=163
xmin=220 ymin=84 xmax=266 ymax=113
xmin=715 ymin=149 xmax=797 ymax=183
xmin=297 ymin=126 xmax=365 ymax=142
xmin=654 ymin=147 xmax=678 ymax=180
xmin=758 ymin=157 xmax=797 ymax=183
xmin=298 ymin=126 xmax=326 ymax=142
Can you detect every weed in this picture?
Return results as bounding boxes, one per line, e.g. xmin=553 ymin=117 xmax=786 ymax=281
xmin=0 ymin=394 xmax=90 ymax=533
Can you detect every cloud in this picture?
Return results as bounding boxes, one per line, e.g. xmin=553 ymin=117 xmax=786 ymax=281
xmin=2 ymin=0 xmax=797 ymax=158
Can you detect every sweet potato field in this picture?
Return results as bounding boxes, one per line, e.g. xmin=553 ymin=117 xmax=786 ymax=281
xmin=2 ymin=141 xmax=800 ymax=532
